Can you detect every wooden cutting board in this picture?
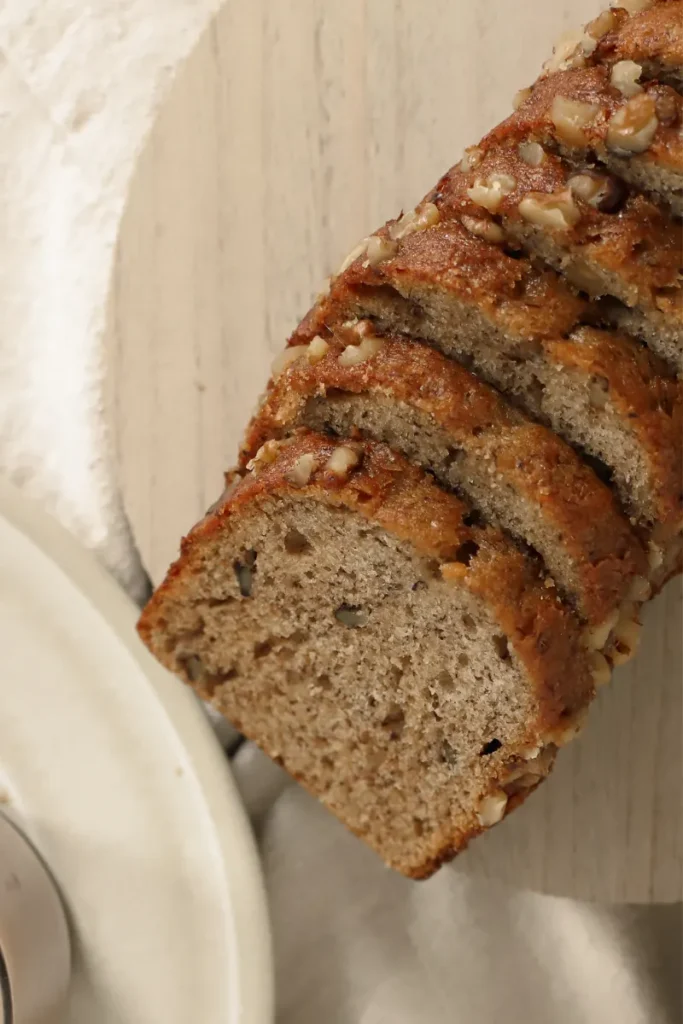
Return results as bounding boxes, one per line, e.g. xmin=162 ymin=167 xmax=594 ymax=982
xmin=108 ymin=0 xmax=682 ymax=903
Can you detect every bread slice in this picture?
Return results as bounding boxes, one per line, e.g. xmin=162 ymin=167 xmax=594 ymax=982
xmin=509 ymin=65 xmax=683 ymax=217
xmin=138 ymin=433 xmax=596 ymax=877
xmin=244 ymin=327 xmax=647 ymax=638
xmin=545 ymin=1 xmax=683 ymax=93
xmin=291 ymin=229 xmax=682 ymax=554
xmin=449 ymin=132 xmax=683 ymax=370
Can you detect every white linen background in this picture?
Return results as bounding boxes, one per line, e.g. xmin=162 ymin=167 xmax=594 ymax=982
xmin=0 ymin=3 xmax=680 ymax=1022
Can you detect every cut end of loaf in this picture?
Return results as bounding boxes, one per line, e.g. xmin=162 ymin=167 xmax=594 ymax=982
xmin=139 ymin=434 xmax=594 ymax=877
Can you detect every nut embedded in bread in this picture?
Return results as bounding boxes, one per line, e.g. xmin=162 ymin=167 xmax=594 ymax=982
xmin=507 ymin=65 xmax=683 ymax=217
xmin=137 ymin=434 xmax=595 ymax=878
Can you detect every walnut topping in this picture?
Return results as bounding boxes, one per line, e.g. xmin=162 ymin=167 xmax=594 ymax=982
xmin=584 ymin=608 xmax=619 ymax=651
xmin=607 ymin=94 xmax=658 ymax=153
xmin=512 ymin=87 xmax=532 ymax=111
xmin=325 ymin=446 xmax=360 ymax=478
xmin=589 ymin=651 xmax=612 ymax=688
xmin=544 ymin=30 xmax=586 ymax=73
xmin=272 ymin=345 xmax=308 ymax=377
xmin=550 ymin=96 xmax=601 ymax=147
xmin=390 ymin=203 xmax=440 ymax=241
xmin=307 ymin=335 xmax=329 ymax=364
xmin=477 ymin=790 xmax=508 ymax=827
xmin=586 ymin=10 xmax=616 ymax=40
xmin=518 ymin=141 xmax=546 ymax=167
xmin=337 ymin=238 xmax=368 ymax=275
xmin=366 ymin=234 xmax=398 ymax=266
xmin=611 ymin=60 xmax=643 ymax=98
xmin=468 ymin=173 xmax=516 ymax=214
xmin=518 ymin=191 xmax=580 ymax=231
xmin=567 ymin=173 xmax=624 ymax=212
xmin=460 ymin=215 xmax=505 ymax=244
xmin=459 ymin=146 xmax=483 ymax=172
xmin=286 ymin=453 xmax=317 ymax=487
xmin=247 ymin=439 xmax=285 ymax=472
xmin=628 ymin=575 xmax=651 ymax=602
xmin=611 ymin=616 xmax=642 ymax=665
xmin=338 ymin=333 xmax=385 ymax=367
xmin=547 ymin=708 xmax=588 ymax=748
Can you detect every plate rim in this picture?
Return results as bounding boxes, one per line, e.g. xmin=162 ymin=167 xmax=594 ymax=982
xmin=0 ymin=476 xmax=274 ymax=1023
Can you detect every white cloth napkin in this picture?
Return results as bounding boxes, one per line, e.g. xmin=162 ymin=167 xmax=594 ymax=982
xmin=0 ymin=5 xmax=680 ymax=1023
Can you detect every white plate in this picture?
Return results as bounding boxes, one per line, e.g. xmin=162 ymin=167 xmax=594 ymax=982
xmin=0 ymin=479 xmax=273 ymax=1024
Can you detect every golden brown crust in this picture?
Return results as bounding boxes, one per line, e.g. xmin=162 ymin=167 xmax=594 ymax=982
xmin=441 ymin=133 xmax=682 ymax=321
xmin=139 ymin=432 xmax=595 ymax=738
xmin=291 ymin=217 xmax=587 ymax=350
xmin=511 ymin=66 xmax=683 ymax=176
xmin=593 ymin=2 xmax=683 ymax=83
xmin=242 ymin=332 xmax=646 ymax=626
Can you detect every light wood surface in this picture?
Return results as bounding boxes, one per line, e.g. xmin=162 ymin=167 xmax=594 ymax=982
xmin=108 ymin=0 xmax=682 ymax=903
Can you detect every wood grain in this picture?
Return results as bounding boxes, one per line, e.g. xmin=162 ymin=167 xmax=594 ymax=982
xmin=108 ymin=0 xmax=682 ymax=902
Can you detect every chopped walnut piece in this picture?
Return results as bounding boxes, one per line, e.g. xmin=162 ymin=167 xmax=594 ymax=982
xmin=247 ymin=439 xmax=285 ymax=473
xmin=518 ymin=191 xmax=580 ymax=231
xmin=586 ymin=10 xmax=616 ymax=40
xmin=544 ymin=30 xmax=586 ymax=73
xmin=468 ymin=173 xmax=516 ymax=213
xmin=286 ymin=453 xmax=317 ymax=487
xmin=307 ymin=336 xmax=330 ymax=364
xmin=518 ymin=141 xmax=546 ymax=167
xmin=272 ymin=345 xmax=308 ymax=377
xmin=338 ymin=334 xmax=385 ymax=367
xmin=326 ymin=446 xmax=361 ymax=478
xmin=584 ymin=608 xmax=619 ymax=651
xmin=607 ymin=94 xmax=658 ymax=154
xmin=366 ymin=234 xmax=398 ymax=266
xmin=610 ymin=60 xmax=643 ymax=98
xmin=567 ymin=173 xmax=624 ymax=212
xmin=610 ymin=617 xmax=642 ymax=665
xmin=459 ymin=146 xmax=483 ymax=172
xmin=512 ymin=87 xmax=532 ymax=111
xmin=390 ymin=203 xmax=440 ymax=241
xmin=550 ymin=96 xmax=601 ymax=147
xmin=337 ymin=238 xmax=368 ymax=275
xmin=477 ymin=790 xmax=508 ymax=827
xmin=589 ymin=651 xmax=611 ymax=688
xmin=461 ymin=215 xmax=505 ymax=244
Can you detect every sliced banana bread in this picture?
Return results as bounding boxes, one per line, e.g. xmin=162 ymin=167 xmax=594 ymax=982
xmin=243 ymin=326 xmax=647 ymax=642
xmin=138 ymin=433 xmax=595 ymax=877
xmin=450 ymin=134 xmax=683 ymax=369
xmin=509 ymin=65 xmax=683 ymax=217
xmin=291 ymin=226 xmax=682 ymax=553
xmin=543 ymin=1 xmax=683 ymax=92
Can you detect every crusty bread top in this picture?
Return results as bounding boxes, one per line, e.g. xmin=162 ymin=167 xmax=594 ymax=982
xmin=592 ymin=2 xmax=683 ymax=81
xmin=291 ymin=216 xmax=588 ymax=349
xmin=436 ymin=137 xmax=682 ymax=321
xmin=509 ymin=65 xmax=683 ymax=171
xmin=242 ymin=329 xmax=647 ymax=626
xmin=141 ymin=432 xmax=595 ymax=733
